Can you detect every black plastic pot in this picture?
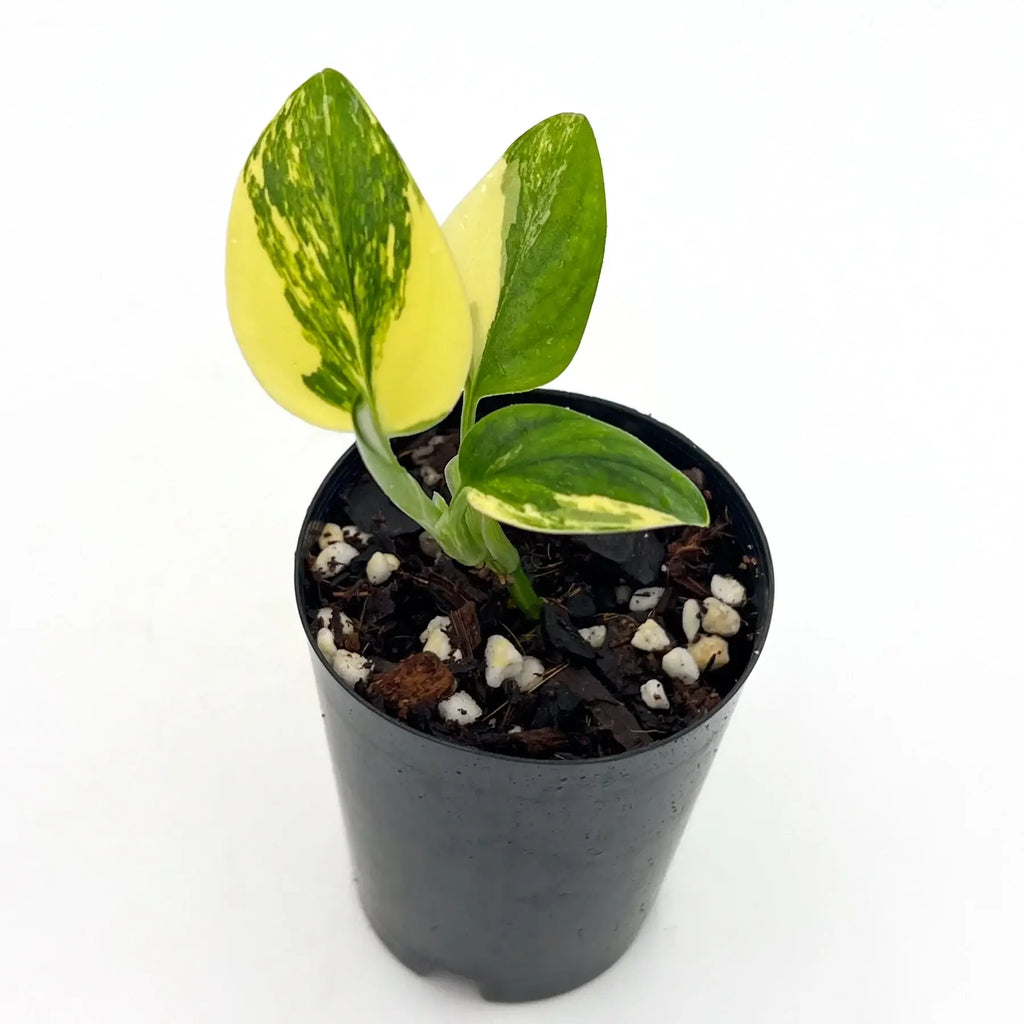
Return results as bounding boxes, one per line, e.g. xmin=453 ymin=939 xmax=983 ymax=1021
xmin=295 ymin=390 xmax=774 ymax=1002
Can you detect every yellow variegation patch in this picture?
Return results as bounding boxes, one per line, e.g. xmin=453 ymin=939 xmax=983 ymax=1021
xmin=227 ymin=175 xmax=356 ymax=430
xmin=458 ymin=404 xmax=710 ymax=535
xmin=442 ymin=158 xmax=511 ymax=372
xmin=464 ymin=487 xmax=683 ymax=534
xmin=371 ymin=189 xmax=475 ymax=434
xmin=225 ymin=69 xmax=472 ymax=436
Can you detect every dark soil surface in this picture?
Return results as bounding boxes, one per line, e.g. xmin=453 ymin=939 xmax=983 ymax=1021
xmin=300 ymin=428 xmax=762 ymax=760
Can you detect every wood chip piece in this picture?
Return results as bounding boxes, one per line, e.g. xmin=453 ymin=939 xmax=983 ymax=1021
xmin=449 ymin=601 xmax=481 ymax=656
xmin=368 ymin=652 xmax=455 ymax=719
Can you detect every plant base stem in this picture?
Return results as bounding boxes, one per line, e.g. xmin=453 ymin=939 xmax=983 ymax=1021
xmin=353 ymin=401 xmax=542 ymax=618
xmin=506 ymin=564 xmax=542 ymax=619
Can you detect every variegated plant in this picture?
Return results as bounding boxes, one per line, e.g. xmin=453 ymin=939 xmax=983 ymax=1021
xmin=226 ymin=69 xmax=708 ymax=615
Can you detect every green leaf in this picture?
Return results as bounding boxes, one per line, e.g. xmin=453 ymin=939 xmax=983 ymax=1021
xmin=226 ymin=69 xmax=472 ymax=436
xmin=458 ymin=405 xmax=709 ymax=534
xmin=442 ymin=114 xmax=606 ymax=405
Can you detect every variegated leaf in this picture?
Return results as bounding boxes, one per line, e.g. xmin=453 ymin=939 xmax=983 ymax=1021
xmin=226 ymin=69 xmax=472 ymax=435
xmin=442 ymin=114 xmax=606 ymax=406
xmin=459 ymin=405 xmax=709 ymax=534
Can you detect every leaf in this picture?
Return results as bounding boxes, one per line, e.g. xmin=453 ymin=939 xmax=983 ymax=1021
xmin=226 ymin=69 xmax=472 ymax=436
xmin=458 ymin=405 xmax=709 ymax=534
xmin=442 ymin=114 xmax=606 ymax=403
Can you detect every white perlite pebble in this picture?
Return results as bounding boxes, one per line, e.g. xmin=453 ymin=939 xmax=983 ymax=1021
xmin=438 ymin=691 xmax=483 ymax=725
xmin=420 ymin=465 xmax=442 ymax=488
xmin=418 ymin=531 xmax=442 ymax=560
xmin=423 ymin=627 xmax=460 ymax=662
xmin=640 ymin=679 xmax=671 ymax=710
xmin=662 ymin=646 xmax=700 ymax=684
xmin=331 ymin=649 xmax=371 ymax=686
xmin=631 ymin=619 xmax=673 ymax=652
xmin=702 ymin=596 xmax=742 ymax=637
xmin=341 ymin=524 xmax=371 ymax=545
xmin=366 ymin=552 xmax=400 ymax=585
xmin=313 ymin=541 xmax=359 ymax=577
xmin=408 ymin=436 xmax=445 ymax=461
xmin=579 ymin=625 xmax=607 ymax=649
xmin=710 ymin=574 xmax=746 ymax=607
xmin=615 ymin=584 xmax=632 ymax=606
xmin=484 ymin=635 xmax=523 ymax=688
xmin=688 ymin=635 xmax=730 ymax=671
xmin=318 ymin=608 xmax=355 ymax=635
xmin=315 ymin=608 xmax=354 ymax=634
xmin=507 ymin=725 xmax=523 ymax=735
xmin=629 ymin=587 xmax=664 ymax=613
xmin=316 ymin=627 xmax=338 ymax=659
xmin=682 ymin=598 xmax=702 ymax=642
xmin=318 ymin=523 xmax=344 ymax=549
xmin=419 ymin=615 xmax=451 ymax=643
xmin=515 ymin=656 xmax=546 ymax=693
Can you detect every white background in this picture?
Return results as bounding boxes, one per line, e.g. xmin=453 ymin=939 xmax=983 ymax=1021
xmin=1 ymin=2 xmax=1020 ymax=1020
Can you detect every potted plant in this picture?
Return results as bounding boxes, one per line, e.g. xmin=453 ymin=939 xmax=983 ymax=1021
xmin=226 ymin=68 xmax=774 ymax=1001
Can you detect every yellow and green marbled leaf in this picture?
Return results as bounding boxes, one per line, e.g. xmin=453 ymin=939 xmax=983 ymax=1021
xmin=442 ymin=113 xmax=606 ymax=402
xmin=459 ymin=405 xmax=709 ymax=534
xmin=226 ymin=69 xmax=472 ymax=435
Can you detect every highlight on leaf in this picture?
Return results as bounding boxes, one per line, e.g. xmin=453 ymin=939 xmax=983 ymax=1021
xmin=225 ymin=68 xmax=472 ymax=436
xmin=442 ymin=113 xmax=606 ymax=410
xmin=458 ymin=405 xmax=710 ymax=534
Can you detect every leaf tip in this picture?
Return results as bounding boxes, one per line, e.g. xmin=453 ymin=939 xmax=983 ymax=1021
xmin=545 ymin=111 xmax=596 ymax=139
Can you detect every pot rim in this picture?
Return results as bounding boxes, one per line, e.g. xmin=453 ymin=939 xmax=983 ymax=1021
xmin=294 ymin=388 xmax=774 ymax=767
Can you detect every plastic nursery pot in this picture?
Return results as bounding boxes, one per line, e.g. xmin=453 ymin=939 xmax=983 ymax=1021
xmin=295 ymin=389 xmax=774 ymax=1002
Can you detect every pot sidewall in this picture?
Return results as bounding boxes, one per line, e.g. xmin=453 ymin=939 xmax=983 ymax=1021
xmin=297 ymin=390 xmax=774 ymax=1000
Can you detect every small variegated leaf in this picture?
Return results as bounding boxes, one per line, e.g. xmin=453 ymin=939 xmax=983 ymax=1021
xmin=459 ymin=405 xmax=709 ymax=534
xmin=442 ymin=114 xmax=606 ymax=404
xmin=226 ymin=69 xmax=472 ymax=436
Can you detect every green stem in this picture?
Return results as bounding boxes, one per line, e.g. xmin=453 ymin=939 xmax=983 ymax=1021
xmin=435 ymin=490 xmax=488 ymax=567
xmin=459 ymin=384 xmax=479 ymax=442
xmin=479 ymin=512 xmax=543 ymax=619
xmin=353 ymin=403 xmax=443 ymax=532
xmin=507 ymin=566 xmax=543 ymax=620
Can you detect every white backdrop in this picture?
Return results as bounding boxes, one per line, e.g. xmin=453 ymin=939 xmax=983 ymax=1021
xmin=1 ymin=2 xmax=1020 ymax=1021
